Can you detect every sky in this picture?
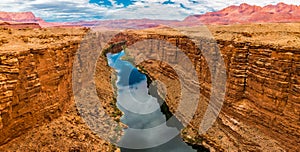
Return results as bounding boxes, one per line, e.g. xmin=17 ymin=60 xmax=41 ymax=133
xmin=0 ymin=0 xmax=300 ymax=22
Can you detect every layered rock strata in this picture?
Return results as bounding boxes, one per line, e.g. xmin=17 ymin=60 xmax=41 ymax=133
xmin=0 ymin=27 xmax=86 ymax=144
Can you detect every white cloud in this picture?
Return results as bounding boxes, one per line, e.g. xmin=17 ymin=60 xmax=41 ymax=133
xmin=104 ymin=3 xmax=187 ymax=20
xmin=0 ymin=0 xmax=299 ymax=21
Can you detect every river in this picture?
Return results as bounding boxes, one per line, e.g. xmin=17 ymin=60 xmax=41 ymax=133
xmin=107 ymin=51 xmax=204 ymax=152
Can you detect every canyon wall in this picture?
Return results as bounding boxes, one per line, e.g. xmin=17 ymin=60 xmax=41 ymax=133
xmin=214 ymin=40 xmax=299 ymax=151
xmin=0 ymin=28 xmax=87 ymax=145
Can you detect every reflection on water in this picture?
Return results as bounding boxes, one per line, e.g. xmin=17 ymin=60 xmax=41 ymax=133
xmin=107 ymin=51 xmax=196 ymax=152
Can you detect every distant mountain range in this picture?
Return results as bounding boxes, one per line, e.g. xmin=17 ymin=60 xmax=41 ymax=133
xmin=184 ymin=2 xmax=300 ymax=24
xmin=1 ymin=3 xmax=300 ymax=28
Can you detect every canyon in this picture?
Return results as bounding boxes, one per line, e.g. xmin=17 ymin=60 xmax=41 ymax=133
xmin=0 ymin=23 xmax=299 ymax=151
xmin=99 ymin=24 xmax=300 ymax=151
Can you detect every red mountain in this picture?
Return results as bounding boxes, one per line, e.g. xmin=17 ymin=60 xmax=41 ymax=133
xmin=184 ymin=2 xmax=300 ymax=24
xmin=0 ymin=12 xmax=67 ymax=27
xmin=0 ymin=12 xmax=37 ymax=22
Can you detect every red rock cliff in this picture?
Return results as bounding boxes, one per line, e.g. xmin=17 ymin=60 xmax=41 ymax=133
xmin=0 ymin=27 xmax=87 ymax=144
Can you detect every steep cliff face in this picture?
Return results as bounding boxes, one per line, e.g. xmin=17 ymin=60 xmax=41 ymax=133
xmin=0 ymin=27 xmax=87 ymax=144
xmin=212 ymin=40 xmax=299 ymax=151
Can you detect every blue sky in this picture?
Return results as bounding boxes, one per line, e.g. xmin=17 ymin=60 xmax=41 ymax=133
xmin=0 ymin=0 xmax=300 ymax=22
